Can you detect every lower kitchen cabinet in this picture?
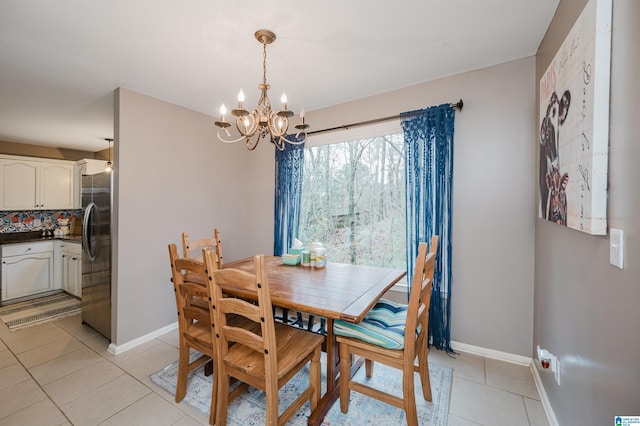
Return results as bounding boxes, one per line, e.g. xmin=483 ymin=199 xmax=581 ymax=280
xmin=60 ymin=242 xmax=82 ymax=298
xmin=1 ymin=241 xmax=55 ymax=302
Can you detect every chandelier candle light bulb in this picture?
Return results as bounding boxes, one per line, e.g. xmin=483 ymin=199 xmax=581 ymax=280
xmin=237 ymin=90 xmax=245 ymax=108
xmin=215 ymin=104 xmax=230 ymax=128
xmin=214 ymin=29 xmax=309 ymax=150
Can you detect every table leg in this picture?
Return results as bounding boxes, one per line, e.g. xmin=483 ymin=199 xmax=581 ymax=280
xmin=308 ymin=318 xmax=365 ymax=425
xmin=325 ymin=319 xmax=339 ymax=392
xmin=308 ymin=318 xmax=337 ymax=425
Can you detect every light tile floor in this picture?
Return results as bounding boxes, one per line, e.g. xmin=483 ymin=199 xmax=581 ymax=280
xmin=0 ymin=314 xmax=549 ymax=425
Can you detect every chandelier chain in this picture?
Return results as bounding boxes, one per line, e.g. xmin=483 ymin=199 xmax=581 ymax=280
xmin=262 ymin=42 xmax=267 ymax=85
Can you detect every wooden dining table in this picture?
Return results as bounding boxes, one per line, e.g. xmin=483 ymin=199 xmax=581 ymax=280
xmin=222 ymin=256 xmax=406 ymax=425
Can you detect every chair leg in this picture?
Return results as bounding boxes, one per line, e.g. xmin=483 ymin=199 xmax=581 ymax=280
xmin=273 ymin=306 xmax=291 ymax=324
xmin=403 ymin=365 xmax=418 ymax=426
xmin=292 ymin=311 xmax=304 ymax=328
xmin=339 ymin=342 xmax=351 ymax=413
xmin=365 ymin=359 xmax=374 ymax=378
xmin=265 ymin=373 xmax=279 ymax=425
xmin=281 ymin=308 xmax=290 ymax=323
xmin=420 ymin=356 xmax=433 ymax=402
xmin=208 ymin=360 xmax=217 ymax=425
xmin=307 ymin=314 xmax=315 ymax=331
xmin=418 ymin=348 xmax=432 ymax=402
xmin=310 ymin=347 xmax=321 ymax=411
xmin=175 ymin=342 xmax=189 ymax=402
xmin=204 ymin=359 xmax=213 ymax=376
xmin=215 ymin=370 xmax=230 ymax=426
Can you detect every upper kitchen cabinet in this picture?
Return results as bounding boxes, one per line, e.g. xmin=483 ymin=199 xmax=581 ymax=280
xmin=0 ymin=155 xmax=74 ymax=210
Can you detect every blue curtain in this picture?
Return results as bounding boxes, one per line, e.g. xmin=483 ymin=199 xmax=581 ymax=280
xmin=401 ymin=103 xmax=455 ymax=353
xmin=273 ymin=140 xmax=305 ymax=256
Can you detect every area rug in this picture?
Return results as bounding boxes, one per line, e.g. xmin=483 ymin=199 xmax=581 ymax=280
xmin=150 ymin=352 xmax=451 ymax=425
xmin=0 ymin=292 xmax=81 ymax=331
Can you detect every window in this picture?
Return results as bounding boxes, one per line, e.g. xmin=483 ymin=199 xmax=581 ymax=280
xmin=299 ymin=130 xmax=406 ymax=269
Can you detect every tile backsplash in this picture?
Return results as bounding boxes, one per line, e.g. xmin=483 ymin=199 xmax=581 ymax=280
xmin=0 ymin=210 xmax=82 ymax=233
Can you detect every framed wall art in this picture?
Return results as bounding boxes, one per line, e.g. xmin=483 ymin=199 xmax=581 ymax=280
xmin=538 ymin=0 xmax=612 ymax=235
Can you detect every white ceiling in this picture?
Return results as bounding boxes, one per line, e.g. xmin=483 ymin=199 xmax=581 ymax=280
xmin=0 ymin=0 xmax=559 ymax=152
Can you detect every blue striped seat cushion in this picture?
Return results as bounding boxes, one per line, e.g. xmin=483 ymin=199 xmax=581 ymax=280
xmin=334 ymin=299 xmax=408 ymax=349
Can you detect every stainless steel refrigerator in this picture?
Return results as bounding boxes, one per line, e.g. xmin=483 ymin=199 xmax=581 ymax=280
xmin=82 ymin=171 xmax=112 ymax=340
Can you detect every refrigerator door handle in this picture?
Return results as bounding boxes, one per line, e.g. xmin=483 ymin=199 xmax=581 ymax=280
xmin=83 ymin=201 xmax=97 ymax=262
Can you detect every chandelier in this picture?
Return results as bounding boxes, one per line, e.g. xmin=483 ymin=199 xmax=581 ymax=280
xmin=215 ymin=30 xmax=309 ymax=151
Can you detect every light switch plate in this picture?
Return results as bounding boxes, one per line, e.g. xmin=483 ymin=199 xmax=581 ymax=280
xmin=610 ymin=228 xmax=624 ymax=269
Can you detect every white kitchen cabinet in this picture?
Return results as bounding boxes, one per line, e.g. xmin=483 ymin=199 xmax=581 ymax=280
xmin=0 ymin=156 xmax=74 ymax=210
xmin=60 ymin=242 xmax=82 ymax=298
xmin=40 ymin=162 xmax=74 ymax=209
xmin=73 ymin=159 xmax=106 ymax=208
xmin=1 ymin=241 xmax=55 ymax=302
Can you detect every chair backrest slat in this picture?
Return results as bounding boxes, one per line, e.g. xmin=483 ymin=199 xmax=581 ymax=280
xmin=175 ymin=257 xmax=206 ymax=275
xmin=220 ymin=298 xmax=262 ymax=323
xmin=221 ymin=326 xmax=264 ymax=353
xmin=182 ymin=228 xmax=223 ymax=267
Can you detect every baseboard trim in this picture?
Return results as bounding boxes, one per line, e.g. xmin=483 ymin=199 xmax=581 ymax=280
xmin=451 ymin=340 xmax=558 ymax=426
xmin=107 ymin=321 xmax=178 ymax=355
xmin=451 ymin=340 xmax=532 ymax=366
xmin=530 ymin=360 xmax=560 ymax=426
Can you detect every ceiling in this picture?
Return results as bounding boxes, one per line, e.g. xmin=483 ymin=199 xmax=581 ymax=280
xmin=0 ymin=1 xmax=559 ymax=152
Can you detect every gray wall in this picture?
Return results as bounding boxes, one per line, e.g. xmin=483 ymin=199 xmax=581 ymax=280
xmin=112 ymin=88 xmax=274 ymax=345
xmin=534 ymin=0 xmax=640 ymax=424
xmin=308 ymin=57 xmax=537 ymax=356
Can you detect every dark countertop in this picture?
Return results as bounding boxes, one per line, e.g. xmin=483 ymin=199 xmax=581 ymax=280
xmin=0 ymin=231 xmax=82 ymax=245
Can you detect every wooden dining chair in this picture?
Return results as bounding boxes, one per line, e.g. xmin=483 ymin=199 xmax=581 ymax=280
xmin=182 ymin=228 xmax=223 ymax=267
xmin=169 ymin=244 xmax=254 ymax=425
xmin=205 ymin=250 xmax=324 ymax=426
xmin=334 ymin=236 xmax=438 ymax=426
xmin=168 ymin=243 xmax=218 ymax=425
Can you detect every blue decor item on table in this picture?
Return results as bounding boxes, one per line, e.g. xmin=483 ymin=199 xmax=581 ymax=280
xmin=282 ymin=253 xmax=301 ymax=265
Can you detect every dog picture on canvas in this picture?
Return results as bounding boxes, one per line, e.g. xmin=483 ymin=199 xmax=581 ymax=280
xmin=539 ymin=89 xmax=571 ymax=225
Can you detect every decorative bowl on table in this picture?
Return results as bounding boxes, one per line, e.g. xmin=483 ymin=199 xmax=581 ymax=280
xmin=282 ymin=254 xmax=301 ymax=265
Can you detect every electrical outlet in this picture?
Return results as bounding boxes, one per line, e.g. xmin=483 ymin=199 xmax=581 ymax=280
xmin=537 ymin=345 xmax=560 ymax=385
xmin=552 ymin=357 xmax=561 ymax=385
xmin=610 ymin=228 xmax=624 ymax=269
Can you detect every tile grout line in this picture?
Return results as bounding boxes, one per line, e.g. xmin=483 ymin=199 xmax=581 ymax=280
xmin=51 ymin=318 xmax=201 ymax=425
xmin=0 ymin=327 xmax=74 ymax=424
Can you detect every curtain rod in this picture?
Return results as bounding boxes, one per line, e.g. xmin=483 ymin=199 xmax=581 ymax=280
xmin=307 ymin=99 xmax=463 ymax=136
